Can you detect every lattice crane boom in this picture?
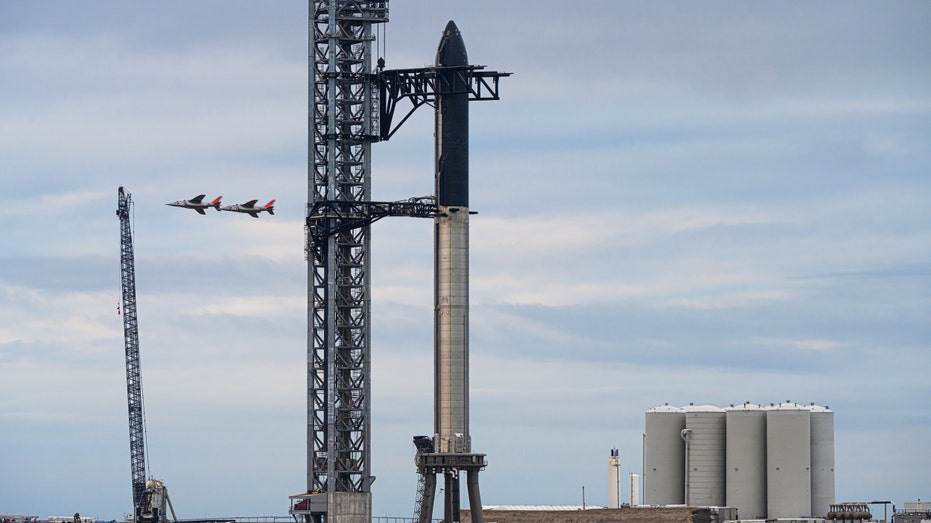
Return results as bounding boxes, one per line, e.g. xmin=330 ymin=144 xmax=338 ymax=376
xmin=117 ymin=186 xmax=147 ymax=510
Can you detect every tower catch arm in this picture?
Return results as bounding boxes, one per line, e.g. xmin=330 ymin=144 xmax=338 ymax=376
xmin=378 ymin=67 xmax=510 ymax=140
xmin=306 ymin=197 xmax=439 ymax=258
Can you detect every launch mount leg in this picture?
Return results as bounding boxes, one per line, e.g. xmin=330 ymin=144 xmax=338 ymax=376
xmin=466 ymin=468 xmax=483 ymax=523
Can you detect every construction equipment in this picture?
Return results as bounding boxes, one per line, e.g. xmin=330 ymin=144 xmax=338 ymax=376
xmin=117 ymin=187 xmax=177 ymax=523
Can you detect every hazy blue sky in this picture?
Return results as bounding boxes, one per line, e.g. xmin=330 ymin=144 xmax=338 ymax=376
xmin=2 ymin=1 xmax=929 ymax=519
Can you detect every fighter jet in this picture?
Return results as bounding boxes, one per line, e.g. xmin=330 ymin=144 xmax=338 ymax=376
xmin=165 ymin=194 xmax=222 ymax=215
xmin=220 ymin=199 xmax=275 ymax=218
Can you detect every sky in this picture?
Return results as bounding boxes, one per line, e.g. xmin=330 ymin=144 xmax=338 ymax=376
xmin=1 ymin=0 xmax=930 ymax=519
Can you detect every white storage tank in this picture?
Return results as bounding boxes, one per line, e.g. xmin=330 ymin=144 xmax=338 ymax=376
xmin=630 ymin=473 xmax=641 ymax=506
xmin=808 ymin=404 xmax=835 ymax=518
xmin=766 ymin=402 xmax=811 ymax=518
xmin=725 ymin=402 xmax=767 ymax=519
xmin=682 ymin=405 xmax=726 ymax=507
xmin=644 ymin=404 xmax=685 ymax=505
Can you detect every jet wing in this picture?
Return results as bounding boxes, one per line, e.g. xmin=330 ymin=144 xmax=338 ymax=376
xmin=190 ymin=194 xmax=207 ymax=204
xmin=196 ymin=208 xmax=206 ymax=215
xmin=244 ymin=199 xmax=258 ymax=208
xmin=248 ymin=212 xmax=259 ymax=218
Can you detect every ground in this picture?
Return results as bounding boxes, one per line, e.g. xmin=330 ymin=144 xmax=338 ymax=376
xmin=461 ymin=507 xmax=712 ymax=523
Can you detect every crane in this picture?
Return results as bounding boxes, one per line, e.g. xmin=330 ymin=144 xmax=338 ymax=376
xmin=117 ymin=187 xmax=177 ymax=523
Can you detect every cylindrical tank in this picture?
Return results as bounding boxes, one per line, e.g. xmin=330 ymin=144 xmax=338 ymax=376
xmin=630 ymin=473 xmax=641 ymax=506
xmin=644 ymin=405 xmax=685 ymax=505
xmin=725 ymin=403 xmax=767 ymax=519
xmin=682 ymin=405 xmax=726 ymax=507
xmin=766 ymin=402 xmax=811 ymax=518
xmin=809 ymin=405 xmax=835 ymax=518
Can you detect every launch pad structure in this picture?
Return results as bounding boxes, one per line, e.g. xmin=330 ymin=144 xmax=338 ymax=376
xmin=292 ymin=2 xmax=507 ymax=523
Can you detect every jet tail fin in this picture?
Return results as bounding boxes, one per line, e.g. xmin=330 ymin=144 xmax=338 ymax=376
xmin=265 ymin=200 xmax=275 ymax=215
xmin=211 ymin=196 xmax=223 ymax=209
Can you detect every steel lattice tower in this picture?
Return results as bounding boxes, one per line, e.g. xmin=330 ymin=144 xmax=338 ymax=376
xmin=297 ymin=1 xmax=388 ymax=521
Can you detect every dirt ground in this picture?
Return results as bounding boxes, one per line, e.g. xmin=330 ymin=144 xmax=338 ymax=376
xmin=461 ymin=507 xmax=711 ymax=523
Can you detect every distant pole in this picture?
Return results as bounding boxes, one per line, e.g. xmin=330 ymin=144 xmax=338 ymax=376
xmin=582 ymin=485 xmax=586 ymax=510
xmin=641 ymin=432 xmax=646 ymax=504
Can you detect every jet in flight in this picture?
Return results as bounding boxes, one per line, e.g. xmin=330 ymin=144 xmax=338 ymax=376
xmin=220 ymin=199 xmax=275 ymax=218
xmin=166 ymin=194 xmax=222 ymax=215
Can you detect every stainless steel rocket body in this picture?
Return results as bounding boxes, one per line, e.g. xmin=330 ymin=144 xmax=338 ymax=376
xmin=434 ymin=20 xmax=471 ymax=455
xmin=435 ymin=209 xmax=469 ymax=453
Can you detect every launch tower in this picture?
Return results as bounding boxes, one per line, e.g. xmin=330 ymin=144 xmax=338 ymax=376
xmin=293 ymin=2 xmax=388 ymax=522
xmin=292 ymin=3 xmax=507 ymax=522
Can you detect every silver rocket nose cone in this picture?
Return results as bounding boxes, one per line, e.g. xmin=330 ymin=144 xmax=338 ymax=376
xmin=436 ymin=20 xmax=468 ymax=67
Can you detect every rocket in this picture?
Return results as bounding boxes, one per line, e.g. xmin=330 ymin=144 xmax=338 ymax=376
xmin=413 ymin=19 xmax=506 ymax=523
xmin=432 ymin=20 xmax=485 ymax=523
xmin=434 ymin=19 xmax=471 ymax=456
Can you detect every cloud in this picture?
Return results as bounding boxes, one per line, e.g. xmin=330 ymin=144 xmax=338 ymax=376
xmin=0 ymin=286 xmax=120 ymax=355
xmin=789 ymin=339 xmax=843 ymax=352
xmin=0 ymin=34 xmax=305 ymax=198
xmin=752 ymin=337 xmax=844 ymax=353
